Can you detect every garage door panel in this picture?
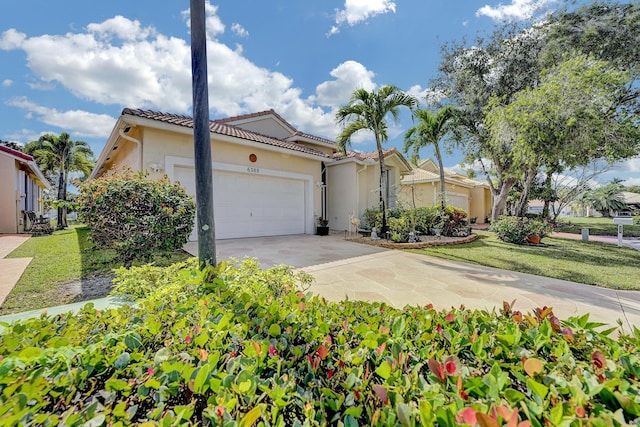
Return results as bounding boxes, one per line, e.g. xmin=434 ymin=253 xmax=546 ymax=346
xmin=174 ymin=167 xmax=306 ymax=240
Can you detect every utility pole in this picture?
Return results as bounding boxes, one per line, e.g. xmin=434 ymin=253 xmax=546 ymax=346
xmin=190 ymin=0 xmax=216 ymax=266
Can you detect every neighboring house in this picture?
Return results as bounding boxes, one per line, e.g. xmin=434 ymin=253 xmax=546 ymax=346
xmin=398 ymin=159 xmax=492 ymax=223
xmin=90 ymin=109 xmax=334 ymax=240
xmin=0 ymin=144 xmax=51 ymax=234
xmin=326 ymin=148 xmax=412 ymax=231
xmin=621 ymin=191 xmax=640 ymax=213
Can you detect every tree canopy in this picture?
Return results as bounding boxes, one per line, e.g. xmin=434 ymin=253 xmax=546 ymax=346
xmin=436 ymin=2 xmax=640 ymax=220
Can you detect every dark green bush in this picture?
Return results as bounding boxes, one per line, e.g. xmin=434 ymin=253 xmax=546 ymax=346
xmin=78 ymin=169 xmax=195 ymax=265
xmin=490 ymin=216 xmax=552 ymax=244
xmin=0 ymin=260 xmax=638 ymax=425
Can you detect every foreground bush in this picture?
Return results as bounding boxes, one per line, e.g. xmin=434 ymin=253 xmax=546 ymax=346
xmin=0 ymin=260 xmax=639 ymax=426
xmin=78 ymin=169 xmax=195 ymax=265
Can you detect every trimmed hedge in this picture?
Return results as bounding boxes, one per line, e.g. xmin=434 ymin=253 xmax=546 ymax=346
xmin=0 ymin=259 xmax=638 ymax=425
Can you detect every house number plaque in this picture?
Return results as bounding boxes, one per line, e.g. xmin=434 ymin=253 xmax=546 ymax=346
xmin=247 ymin=167 xmax=260 ymax=174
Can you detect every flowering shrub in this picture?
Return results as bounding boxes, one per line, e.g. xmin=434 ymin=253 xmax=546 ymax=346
xmin=78 ymin=169 xmax=195 ymax=265
xmin=490 ymin=216 xmax=552 ymax=244
xmin=0 ymin=259 xmax=637 ymax=425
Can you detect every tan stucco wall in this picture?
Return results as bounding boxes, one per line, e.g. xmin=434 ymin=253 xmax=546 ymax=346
xmin=470 ymin=187 xmax=489 ymax=222
xmin=326 ymin=162 xmax=358 ymax=231
xmin=0 ymin=156 xmax=18 ymax=233
xmin=399 ymin=181 xmax=437 ymax=209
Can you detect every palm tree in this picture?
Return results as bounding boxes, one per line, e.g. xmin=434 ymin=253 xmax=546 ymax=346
xmin=336 ymin=85 xmax=417 ymax=233
xmin=25 ymin=132 xmax=94 ymax=229
xmin=403 ymin=106 xmax=457 ymax=209
xmin=587 ymin=182 xmax=627 ymax=217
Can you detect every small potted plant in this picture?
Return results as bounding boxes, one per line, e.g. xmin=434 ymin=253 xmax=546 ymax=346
xmin=316 ymin=217 xmax=329 ymax=236
xmin=525 ymin=219 xmax=551 ymax=244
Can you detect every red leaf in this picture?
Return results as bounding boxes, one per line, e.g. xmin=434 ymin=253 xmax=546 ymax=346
xmin=592 ymin=350 xmax=606 ymax=370
xmin=185 ymin=335 xmax=191 ymax=343
xmin=562 ymin=327 xmax=574 ymax=342
xmin=268 ymin=344 xmax=277 ymax=356
xmin=446 ymin=313 xmax=454 ymax=322
xmin=372 ymin=384 xmax=389 ymax=405
xmin=476 ymin=412 xmax=500 ymax=427
xmin=426 ymin=303 xmax=434 ymax=309
xmin=327 ymin=368 xmax=334 ymax=380
xmin=445 ymin=361 xmax=457 ymax=375
xmin=376 ymin=342 xmax=386 ymax=355
xmin=317 ymin=345 xmax=329 ymax=360
xmin=428 ymin=358 xmax=445 ymax=381
xmin=456 ymin=408 xmax=477 ymax=425
xmin=575 ymin=406 xmax=586 ymax=418
xmin=549 ymin=316 xmax=561 ymax=333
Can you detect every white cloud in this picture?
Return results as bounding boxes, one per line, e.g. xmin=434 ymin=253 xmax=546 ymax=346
xmin=231 ymin=23 xmax=249 ymax=38
xmin=3 ymin=128 xmax=46 ymax=144
xmin=314 ymin=61 xmax=376 ymax=108
xmin=87 ymin=16 xmax=155 ymax=41
xmin=624 ymin=177 xmax=640 ymax=186
xmin=329 ymin=0 xmax=396 ymax=35
xmin=0 ymin=2 xmax=386 ymax=142
xmin=616 ymin=157 xmax=640 ymax=173
xmin=407 ymin=85 xmax=446 ymax=107
xmin=2 ymin=79 xmax=12 ymax=87
xmin=476 ymin=0 xmax=556 ymax=21
xmin=0 ymin=29 xmax=26 ymax=49
xmin=8 ymin=97 xmax=116 ymax=137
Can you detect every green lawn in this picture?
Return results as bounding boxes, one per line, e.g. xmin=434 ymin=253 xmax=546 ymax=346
xmin=410 ymin=230 xmax=640 ymax=290
xmin=560 ymin=216 xmax=640 ymax=237
xmin=2 ymin=225 xmax=191 ymax=314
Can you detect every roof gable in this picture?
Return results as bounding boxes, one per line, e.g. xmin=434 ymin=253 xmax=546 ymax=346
xmin=120 ymin=109 xmax=330 ymax=158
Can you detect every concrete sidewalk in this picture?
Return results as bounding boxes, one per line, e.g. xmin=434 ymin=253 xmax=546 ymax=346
xmin=0 ymin=235 xmax=32 ymax=306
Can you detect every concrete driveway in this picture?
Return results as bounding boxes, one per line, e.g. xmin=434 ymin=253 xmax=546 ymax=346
xmin=185 ymin=233 xmax=640 ymax=334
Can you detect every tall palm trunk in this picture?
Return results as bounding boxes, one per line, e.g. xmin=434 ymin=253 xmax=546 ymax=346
xmin=375 ymin=135 xmax=388 ymax=234
xmin=434 ymin=142 xmax=446 ymax=209
xmin=57 ymin=169 xmax=65 ymax=229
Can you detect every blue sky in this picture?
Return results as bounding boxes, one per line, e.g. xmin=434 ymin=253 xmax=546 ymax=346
xmin=1 ymin=0 xmax=638 ymax=185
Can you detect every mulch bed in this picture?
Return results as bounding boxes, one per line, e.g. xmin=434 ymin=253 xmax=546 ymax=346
xmin=346 ymin=233 xmax=478 ymax=249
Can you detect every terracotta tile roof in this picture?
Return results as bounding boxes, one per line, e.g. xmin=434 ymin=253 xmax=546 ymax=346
xmin=401 ymin=167 xmax=488 ymax=187
xmin=213 ymin=109 xmax=295 ymax=131
xmin=121 ymin=108 xmax=330 ymax=158
xmin=333 ymin=148 xmax=399 ymax=161
xmin=290 ymin=131 xmax=336 ymax=147
xmin=0 ymin=144 xmax=33 ymax=162
xmin=401 ymin=168 xmax=441 ymax=182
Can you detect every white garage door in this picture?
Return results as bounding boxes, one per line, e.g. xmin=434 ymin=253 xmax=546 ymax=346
xmin=174 ymin=167 xmax=306 ymax=240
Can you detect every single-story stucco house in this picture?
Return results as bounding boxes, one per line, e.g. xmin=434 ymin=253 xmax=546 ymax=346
xmin=90 ymin=109 xmax=492 ymax=240
xmin=0 ymin=144 xmax=51 ymax=234
xmin=398 ymin=159 xmax=492 ymax=223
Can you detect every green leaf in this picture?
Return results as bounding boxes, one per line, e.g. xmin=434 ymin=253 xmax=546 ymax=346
xmin=396 ymin=402 xmax=412 ymax=427
xmin=375 ymin=360 xmax=392 ymax=380
xmin=18 ymin=347 xmax=43 ymax=360
xmin=268 ymin=324 xmax=281 ymax=337
xmin=419 ymin=400 xmax=434 ymax=426
xmin=105 ymin=378 xmax=129 ymax=392
xmin=124 ymin=333 xmax=142 ymax=350
xmin=526 ymin=378 xmax=549 ymax=399
xmin=239 ymin=405 xmax=263 ymax=427
xmin=114 ymin=352 xmax=130 ymax=370
xmin=193 ymin=364 xmax=211 ymax=394
xmin=504 ymin=388 xmax=526 ymax=403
